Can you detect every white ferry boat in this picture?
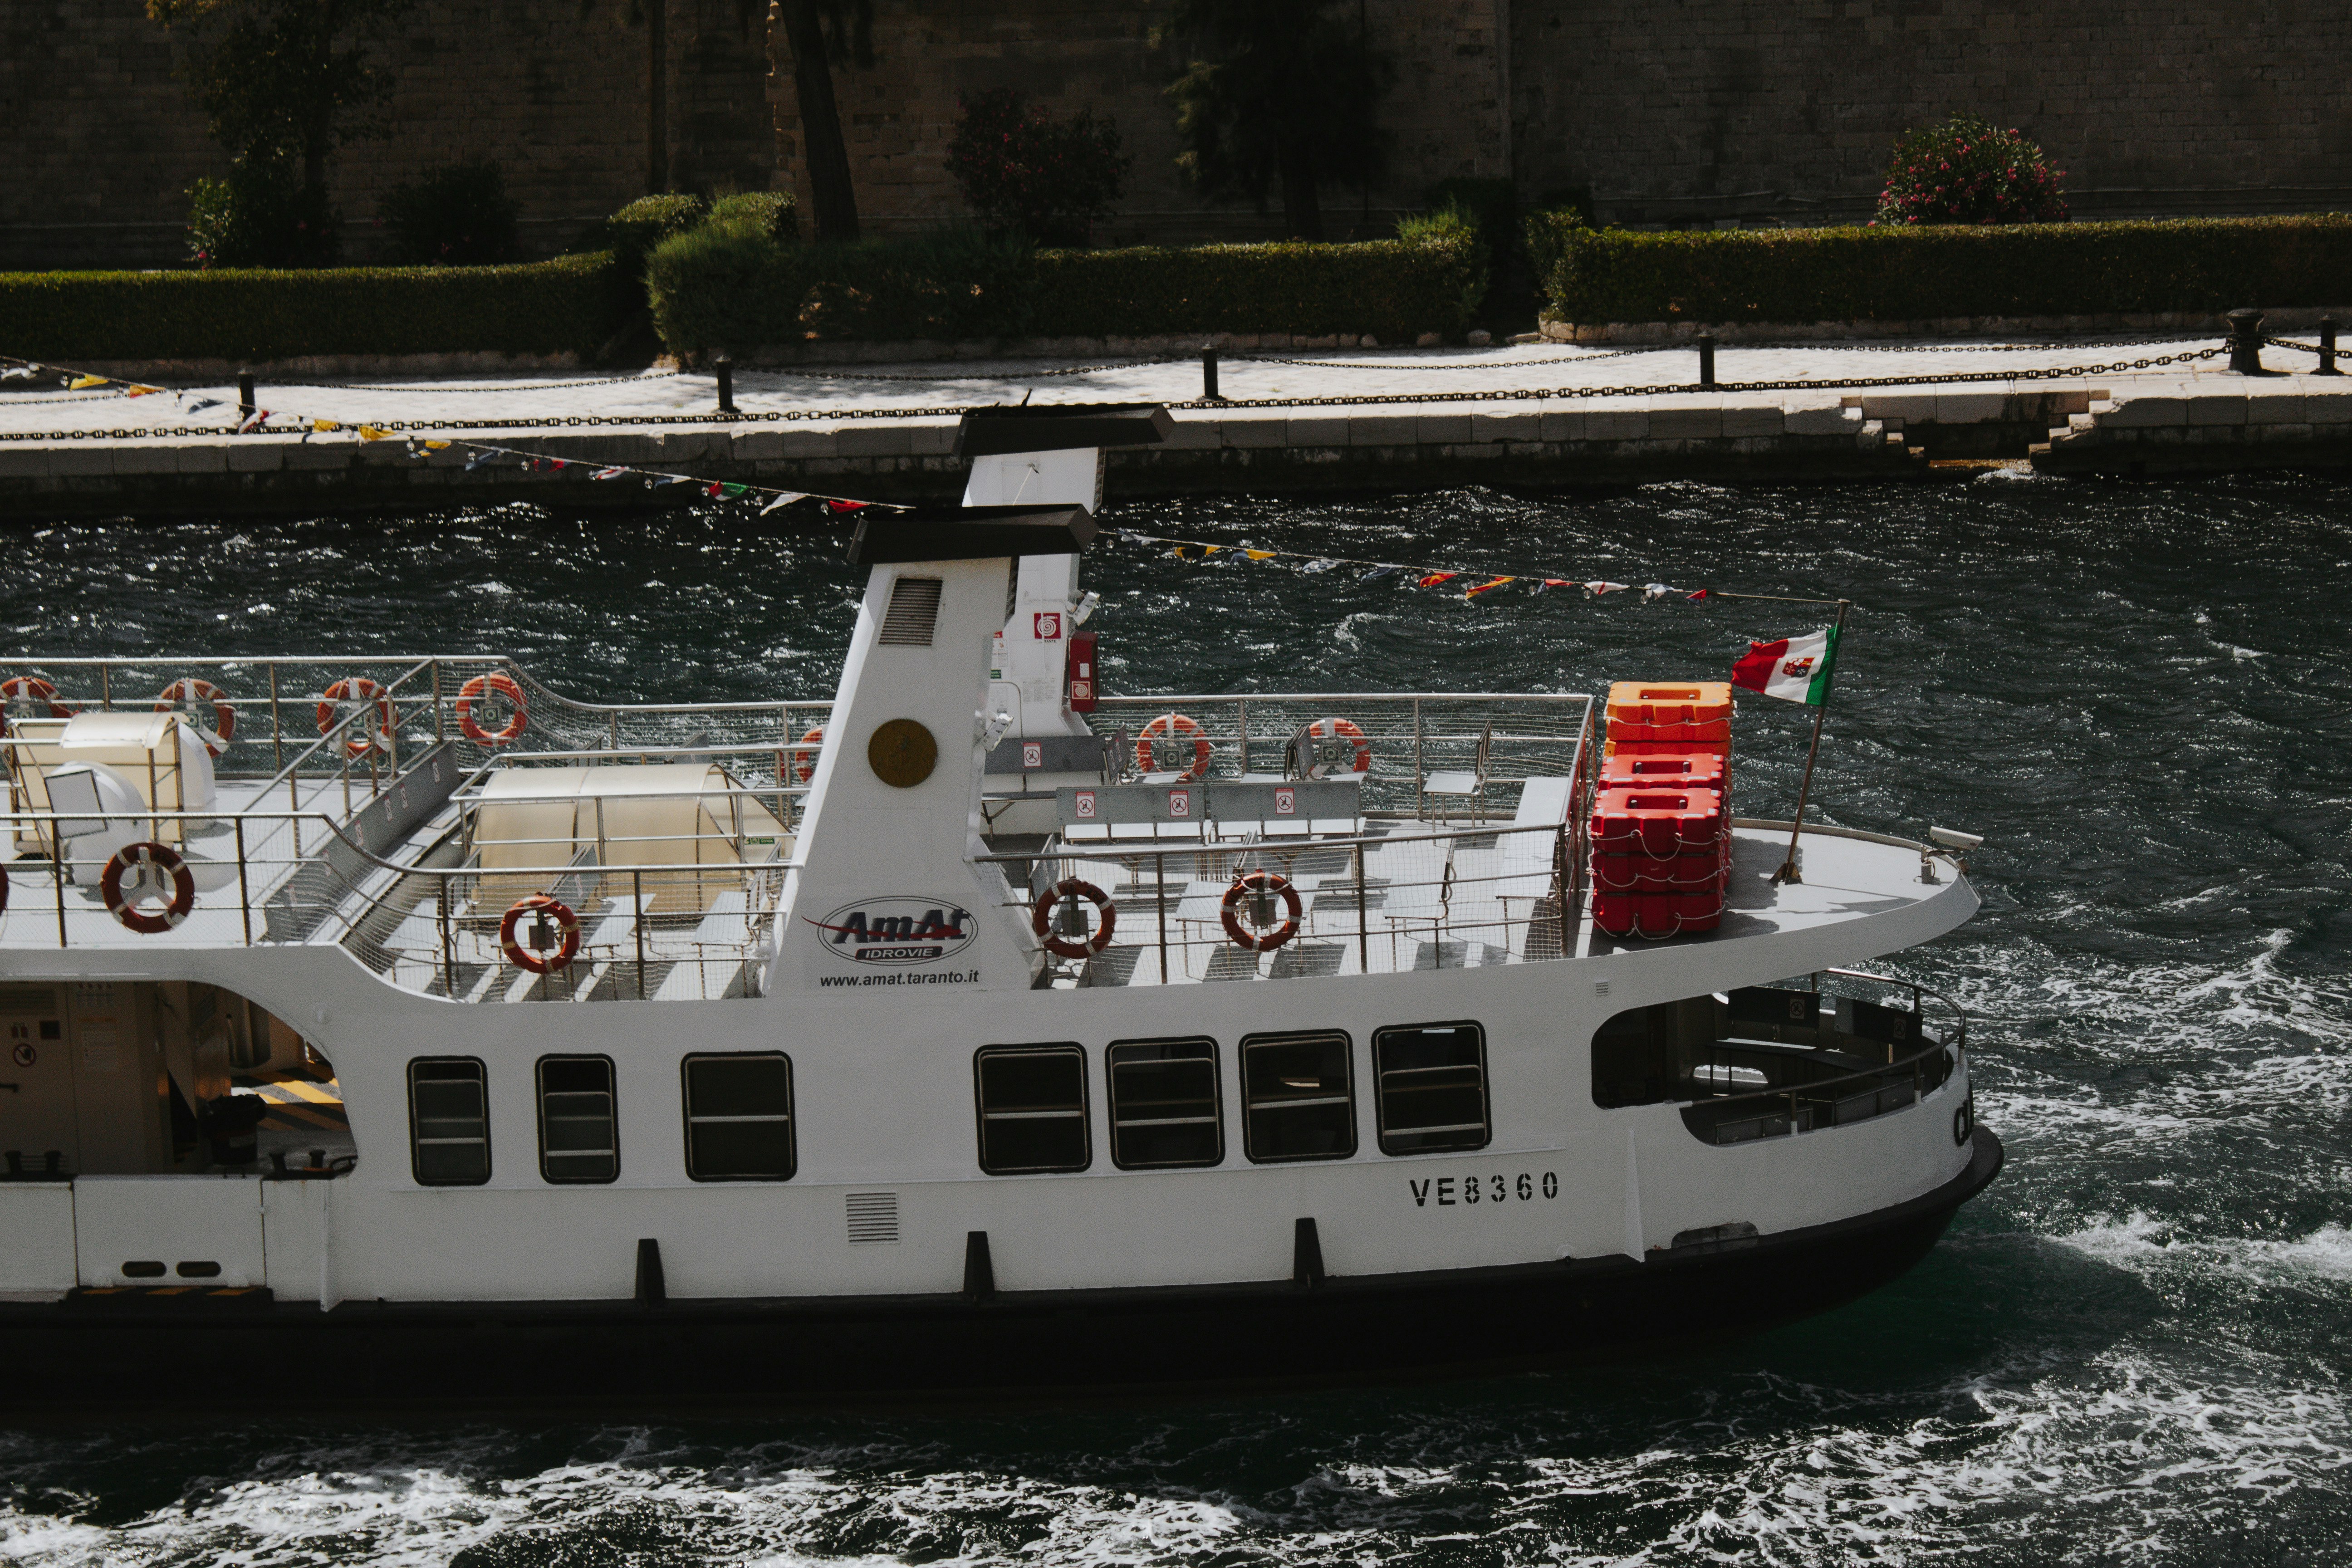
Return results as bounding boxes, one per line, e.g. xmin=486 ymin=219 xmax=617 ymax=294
xmin=0 ymin=405 xmax=1997 ymax=1404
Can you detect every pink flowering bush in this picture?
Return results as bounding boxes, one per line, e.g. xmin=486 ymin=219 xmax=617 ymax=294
xmin=946 ymin=90 xmax=1131 ymax=247
xmin=1874 ymin=114 xmax=2067 ymax=226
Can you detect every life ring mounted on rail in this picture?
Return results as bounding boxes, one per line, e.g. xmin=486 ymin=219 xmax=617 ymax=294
xmin=1031 ymin=878 xmax=1116 ymax=959
xmin=316 ymin=677 xmax=397 ymax=758
xmin=500 ymin=894 xmax=582 ymax=975
xmin=1300 ymin=716 xmax=1371 ymax=777
xmin=787 ymin=726 xmax=825 ymax=784
xmin=154 ymin=677 xmax=236 ymax=756
xmin=1136 ymin=713 xmax=1213 ymax=781
xmin=1 ymin=676 xmax=74 ymax=720
xmin=101 ymin=842 xmax=197 ymax=935
xmin=1221 ymin=870 xmax=1302 ymax=951
xmin=455 ymin=673 xmax=529 ymax=745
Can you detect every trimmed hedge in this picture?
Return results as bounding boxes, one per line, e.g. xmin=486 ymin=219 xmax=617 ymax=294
xmin=0 ymin=253 xmax=632 ymax=362
xmin=646 ymin=229 xmax=1485 ymax=353
xmin=1541 ymin=215 xmax=2352 ymax=324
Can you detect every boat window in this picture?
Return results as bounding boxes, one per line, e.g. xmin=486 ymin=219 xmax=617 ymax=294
xmin=681 ymin=1053 xmax=795 ymax=1181
xmin=1373 ymin=1022 xmax=1490 ymax=1155
xmin=408 ymin=1058 xmax=490 ymax=1186
xmin=974 ymin=1044 xmax=1089 ymax=1174
xmin=536 ymin=1055 xmax=618 ymax=1184
xmin=1591 ymin=995 xmax=1724 ymax=1107
xmin=1240 ymin=1031 xmax=1356 ymax=1163
xmin=1107 ymin=1038 xmax=1222 ymax=1169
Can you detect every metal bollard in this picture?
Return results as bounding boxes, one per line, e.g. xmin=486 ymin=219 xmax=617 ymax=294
xmin=2320 ymin=315 xmax=2342 ymax=376
xmin=236 ymin=368 xmax=256 ymax=418
xmin=1696 ymin=331 xmax=1718 ymax=391
xmin=714 ymin=353 xmax=736 ymax=415
xmin=2226 ymin=308 xmax=2265 ymax=375
xmin=1201 ymin=347 xmax=1222 ymax=402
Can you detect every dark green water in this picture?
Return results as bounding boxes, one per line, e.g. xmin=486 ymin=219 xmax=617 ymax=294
xmin=3 ymin=473 xmax=2349 ymax=1564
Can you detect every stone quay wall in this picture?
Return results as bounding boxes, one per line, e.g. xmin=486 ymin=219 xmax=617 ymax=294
xmin=3 ymin=0 xmax=2347 ymax=270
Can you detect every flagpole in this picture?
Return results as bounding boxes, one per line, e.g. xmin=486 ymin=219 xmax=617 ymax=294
xmin=1773 ymin=597 xmax=1850 ymax=886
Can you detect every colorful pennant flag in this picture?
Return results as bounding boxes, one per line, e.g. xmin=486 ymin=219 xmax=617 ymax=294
xmin=1465 ymin=576 xmax=1516 ymax=599
xmin=760 ymin=491 xmax=807 ymax=514
xmin=1418 ymin=572 xmax=1459 ymax=588
xmin=357 ymin=425 xmax=392 ymax=441
xmin=69 ymin=374 xmax=107 ymax=390
xmin=592 ymin=466 xmax=627 ymax=480
xmin=1244 ymin=549 xmax=1277 ymax=561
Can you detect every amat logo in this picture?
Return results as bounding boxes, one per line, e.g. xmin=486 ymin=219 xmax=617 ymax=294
xmin=807 ymin=898 xmax=976 ymax=964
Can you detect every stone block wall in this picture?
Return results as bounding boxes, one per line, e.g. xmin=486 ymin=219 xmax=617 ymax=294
xmin=765 ymin=0 xmax=1512 ymax=245
xmin=1511 ymin=0 xmax=2352 ymax=224
xmin=0 ymin=0 xmax=772 ymax=269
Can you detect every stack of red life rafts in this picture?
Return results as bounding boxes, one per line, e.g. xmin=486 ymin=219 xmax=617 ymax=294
xmin=1590 ymin=681 xmax=1734 ymax=937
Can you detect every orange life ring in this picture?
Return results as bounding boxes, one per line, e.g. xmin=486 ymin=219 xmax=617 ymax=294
xmin=1304 ymin=716 xmax=1371 ymax=776
xmin=154 ymin=677 xmax=236 ymax=756
xmin=500 ymin=893 xmax=582 ymax=974
xmin=788 ymin=726 xmax=825 ymax=784
xmin=1 ymin=676 xmax=74 ymax=719
xmin=101 ymin=842 xmax=196 ymax=935
xmin=1137 ymin=713 xmax=1212 ymax=780
xmin=316 ymin=677 xmax=396 ymax=758
xmin=1220 ymin=870 xmax=1302 ymax=951
xmin=456 ymin=673 xmax=529 ymax=744
xmin=1031 ymin=878 xmax=1116 ymax=959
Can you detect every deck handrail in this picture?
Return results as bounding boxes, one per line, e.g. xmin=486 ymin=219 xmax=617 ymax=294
xmin=1681 ymin=967 xmax=1970 ymax=1120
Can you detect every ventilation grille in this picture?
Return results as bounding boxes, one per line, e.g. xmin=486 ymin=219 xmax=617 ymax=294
xmin=878 ymin=578 xmax=943 ymax=647
xmin=0 ymin=986 xmax=59 ymax=1016
xmin=846 ymin=1191 xmax=900 ymax=1245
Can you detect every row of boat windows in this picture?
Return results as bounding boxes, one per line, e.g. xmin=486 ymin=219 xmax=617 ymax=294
xmin=403 ymin=1023 xmax=1489 ymax=1187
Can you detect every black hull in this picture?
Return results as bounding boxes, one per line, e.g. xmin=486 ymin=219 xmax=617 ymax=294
xmin=5 ymin=1128 xmax=2002 ymax=1410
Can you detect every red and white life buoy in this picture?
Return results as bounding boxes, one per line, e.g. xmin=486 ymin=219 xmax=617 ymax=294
xmin=787 ymin=726 xmax=824 ymax=784
xmin=500 ymin=894 xmax=582 ymax=974
xmin=1220 ymin=870 xmax=1302 ymax=951
xmin=455 ymin=672 xmax=529 ymax=744
xmin=1031 ymin=878 xmax=1116 ymax=959
xmin=101 ymin=841 xmax=196 ymax=935
xmin=154 ymin=678 xmax=236 ymax=756
xmin=1137 ymin=713 xmax=1213 ymax=780
xmin=0 ymin=676 xmax=74 ymax=719
xmin=316 ymin=677 xmax=396 ymax=757
xmin=1303 ymin=716 xmax=1371 ymax=776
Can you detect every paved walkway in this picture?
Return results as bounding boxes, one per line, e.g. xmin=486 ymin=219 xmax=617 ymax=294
xmin=3 ymin=333 xmax=2298 ymax=441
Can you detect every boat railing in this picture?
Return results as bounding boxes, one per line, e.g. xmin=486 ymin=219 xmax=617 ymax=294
xmin=0 ymin=787 xmax=788 ymax=1002
xmin=1087 ymin=692 xmax=1592 ymax=819
xmin=1676 ymin=969 xmax=1969 ymax=1146
xmin=0 ymin=655 xmax=832 ymax=793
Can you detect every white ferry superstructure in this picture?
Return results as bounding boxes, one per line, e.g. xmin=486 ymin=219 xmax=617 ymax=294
xmin=0 ymin=403 xmax=1998 ymax=1404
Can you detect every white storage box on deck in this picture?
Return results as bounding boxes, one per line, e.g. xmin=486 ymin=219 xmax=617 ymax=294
xmin=5 ymin=711 xmax=217 ymax=846
xmin=470 ymin=763 xmax=788 ymax=913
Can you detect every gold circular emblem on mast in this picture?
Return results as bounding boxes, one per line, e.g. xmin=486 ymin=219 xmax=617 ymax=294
xmin=867 ymin=718 xmax=938 ymax=788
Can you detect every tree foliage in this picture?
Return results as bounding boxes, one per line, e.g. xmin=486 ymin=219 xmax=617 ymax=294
xmin=147 ymin=0 xmax=416 ymax=193
xmin=1159 ymin=0 xmax=1391 ymax=241
xmin=1875 ymin=114 xmax=2067 ymax=226
xmin=378 ymin=159 xmax=521 ymax=265
xmin=946 ymin=91 xmax=1131 ymax=246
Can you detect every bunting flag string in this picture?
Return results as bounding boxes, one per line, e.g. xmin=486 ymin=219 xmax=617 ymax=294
xmin=1095 ymin=527 xmax=1775 ymax=606
xmin=6 ymin=349 xmax=1840 ymax=606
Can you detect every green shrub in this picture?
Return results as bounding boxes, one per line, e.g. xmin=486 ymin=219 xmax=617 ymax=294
xmin=647 ymin=226 xmax=1485 ymax=353
xmin=1540 ymin=215 xmax=2352 ymax=325
xmin=186 ymin=161 xmax=341 ymax=269
xmin=1523 ymin=205 xmax=1590 ymax=303
xmin=649 ymin=226 xmax=1037 ymax=352
xmin=706 ymin=191 xmax=799 ymax=242
xmin=0 ymin=253 xmax=630 ymax=362
xmin=946 ymin=90 xmax=1131 ymax=246
xmin=1423 ymin=177 xmax=1518 ymax=260
xmin=1877 ymin=114 xmax=2065 ymax=226
xmin=378 ymin=158 xmax=521 ymax=265
xmin=603 ymin=192 xmax=710 ymax=275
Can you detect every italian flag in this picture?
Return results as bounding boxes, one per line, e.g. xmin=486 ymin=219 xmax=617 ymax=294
xmin=1732 ymin=626 xmax=1839 ymax=705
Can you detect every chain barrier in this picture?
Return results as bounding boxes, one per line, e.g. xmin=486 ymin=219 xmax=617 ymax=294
xmin=2262 ymin=336 xmax=2328 ymax=354
xmin=1234 ymin=347 xmax=1650 ymax=369
xmin=0 ymin=344 xmax=2231 ymax=444
xmin=735 ymin=357 xmax=1183 ymax=382
xmin=268 ymin=370 xmax=685 ymax=393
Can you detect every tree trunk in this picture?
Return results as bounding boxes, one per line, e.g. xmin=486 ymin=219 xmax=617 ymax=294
xmin=1278 ymin=132 xmax=1322 ymax=241
xmin=779 ymin=0 xmax=858 ymax=240
xmin=646 ymin=0 xmax=669 ymax=192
